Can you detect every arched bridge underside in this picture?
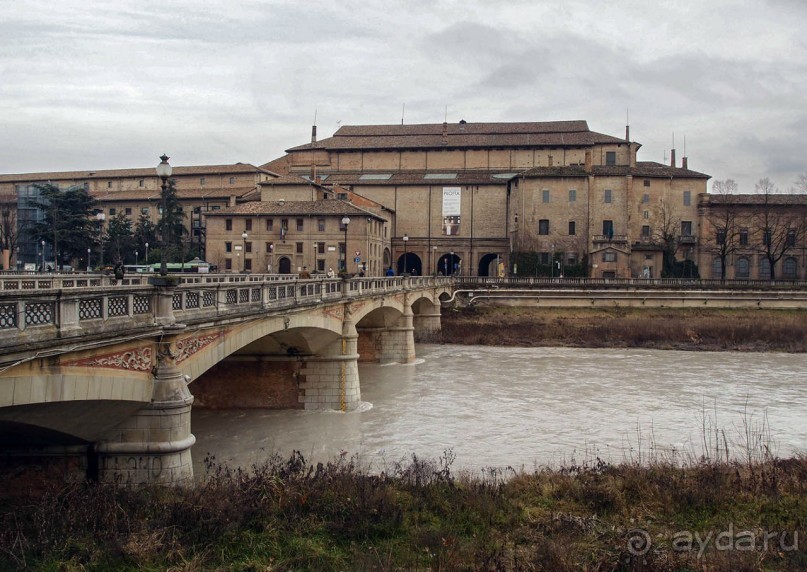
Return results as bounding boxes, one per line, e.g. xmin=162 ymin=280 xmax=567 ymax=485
xmin=0 ymin=278 xmax=451 ymax=486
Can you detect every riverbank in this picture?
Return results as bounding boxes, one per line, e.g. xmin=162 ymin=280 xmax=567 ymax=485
xmin=434 ymin=307 xmax=807 ymax=351
xmin=2 ymin=453 xmax=804 ymax=571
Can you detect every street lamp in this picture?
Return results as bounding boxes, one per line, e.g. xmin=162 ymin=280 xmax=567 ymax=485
xmin=135 ymin=250 xmax=139 ymax=266
xmin=156 ymin=154 xmax=172 ymax=276
xmin=403 ymin=233 xmax=409 ymax=275
xmin=145 ymin=242 xmax=149 ymax=266
xmin=40 ymin=240 xmax=45 ymax=272
xmin=96 ymin=212 xmax=106 ymax=270
xmin=450 ymin=251 xmax=454 ymax=276
xmin=87 ymin=247 xmax=91 ymax=273
xmin=241 ymin=231 xmax=248 ymax=272
xmin=432 ymin=245 xmax=437 ymax=275
xmin=268 ymin=242 xmax=274 ymax=273
xmin=341 ymin=216 xmax=350 ymax=272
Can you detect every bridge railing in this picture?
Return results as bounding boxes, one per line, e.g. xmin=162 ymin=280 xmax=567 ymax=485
xmin=454 ymin=276 xmax=807 ymax=290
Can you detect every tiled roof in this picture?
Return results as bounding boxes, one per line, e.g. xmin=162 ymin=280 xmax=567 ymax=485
xmin=317 ymin=170 xmax=522 ymax=186
xmin=259 ymin=174 xmax=317 ymax=185
xmin=90 ymin=187 xmax=256 ymax=202
xmin=286 ymin=121 xmax=628 ymax=152
xmin=204 ymin=200 xmax=388 ymax=220
xmin=518 ymin=161 xmax=710 ymax=179
xmin=260 ymin=155 xmax=292 ymax=175
xmin=0 ymin=163 xmax=273 ymax=183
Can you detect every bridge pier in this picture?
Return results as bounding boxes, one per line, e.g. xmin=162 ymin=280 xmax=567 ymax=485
xmin=413 ymin=299 xmax=442 ymax=339
xmin=378 ymin=306 xmax=416 ymax=364
xmin=95 ymin=338 xmax=195 ymax=485
xmin=298 ymin=318 xmax=361 ymax=411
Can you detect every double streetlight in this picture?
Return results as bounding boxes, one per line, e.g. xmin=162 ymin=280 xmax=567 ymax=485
xmin=341 ymin=216 xmax=350 ymax=272
xmin=156 ymin=155 xmax=172 ymax=276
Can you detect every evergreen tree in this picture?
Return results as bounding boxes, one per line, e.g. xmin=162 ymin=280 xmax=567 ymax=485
xmin=28 ymin=183 xmax=97 ymax=269
xmin=105 ymin=212 xmax=135 ymax=264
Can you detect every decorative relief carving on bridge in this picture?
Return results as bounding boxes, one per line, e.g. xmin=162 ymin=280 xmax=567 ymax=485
xmin=323 ymin=305 xmax=343 ymax=321
xmin=347 ymin=301 xmax=366 ymax=317
xmin=175 ymin=332 xmax=222 ymax=364
xmin=64 ymin=347 xmax=153 ymax=371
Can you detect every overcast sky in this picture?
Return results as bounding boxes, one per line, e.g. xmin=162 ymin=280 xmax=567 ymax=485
xmin=1 ymin=0 xmax=805 ymax=193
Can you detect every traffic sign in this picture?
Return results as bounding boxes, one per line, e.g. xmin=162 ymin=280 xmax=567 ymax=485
xmin=355 ymin=250 xmax=361 ymax=257
xmin=354 ymin=257 xmax=361 ymax=263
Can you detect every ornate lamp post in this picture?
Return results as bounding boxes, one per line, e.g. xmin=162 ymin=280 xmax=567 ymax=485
xmin=432 ymin=245 xmax=437 ymax=275
xmin=341 ymin=216 xmax=350 ymax=272
xmin=156 ymin=154 xmax=172 ymax=276
xmin=145 ymin=242 xmax=149 ymax=266
xmin=87 ymin=247 xmax=91 ymax=273
xmin=135 ymin=250 xmax=139 ymax=266
xmin=403 ymin=233 xmax=408 ymax=275
xmin=268 ymin=242 xmax=274 ymax=273
xmin=96 ymin=212 xmax=106 ymax=269
xmin=241 ymin=231 xmax=248 ymax=272
xmin=40 ymin=240 xmax=45 ymax=272
xmin=450 ymin=251 xmax=454 ymax=276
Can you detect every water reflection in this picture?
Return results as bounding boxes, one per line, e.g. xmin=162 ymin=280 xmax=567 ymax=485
xmin=192 ymin=345 xmax=807 ymax=475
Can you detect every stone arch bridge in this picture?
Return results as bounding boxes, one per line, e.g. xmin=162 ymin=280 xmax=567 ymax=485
xmin=0 ymin=274 xmax=452 ymax=486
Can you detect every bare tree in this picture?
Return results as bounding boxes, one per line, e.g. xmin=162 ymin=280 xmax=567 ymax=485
xmin=753 ymin=178 xmax=806 ymax=280
xmin=704 ymin=179 xmax=741 ymax=280
xmin=0 ymin=199 xmax=20 ymax=268
xmin=653 ymin=198 xmax=682 ymax=277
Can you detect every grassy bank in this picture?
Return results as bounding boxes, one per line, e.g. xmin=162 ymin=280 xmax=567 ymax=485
xmin=1 ymin=452 xmax=805 ymax=571
xmin=434 ymin=307 xmax=807 ymax=351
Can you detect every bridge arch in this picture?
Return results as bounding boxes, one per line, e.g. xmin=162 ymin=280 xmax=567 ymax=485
xmin=278 ymin=256 xmax=292 ymax=274
xmin=478 ymin=253 xmax=500 ymax=277
xmin=397 ymin=253 xmax=422 ymax=276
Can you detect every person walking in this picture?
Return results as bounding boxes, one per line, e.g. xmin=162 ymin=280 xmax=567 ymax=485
xmin=385 ymin=266 xmax=395 ymax=276
xmin=113 ymin=262 xmax=125 ymax=280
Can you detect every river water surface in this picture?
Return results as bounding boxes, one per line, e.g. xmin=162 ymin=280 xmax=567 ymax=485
xmin=192 ymin=345 xmax=806 ymax=475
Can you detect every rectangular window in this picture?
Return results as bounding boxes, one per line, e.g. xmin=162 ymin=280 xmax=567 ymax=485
xmin=125 ymin=207 xmax=132 ymax=216
xmin=538 ymin=219 xmax=550 ymax=235
xmin=245 ymin=241 xmax=252 ymax=253
xmin=602 ymin=220 xmax=614 ymax=236
xmin=643 ymin=210 xmax=650 ymax=219
xmin=139 ymin=179 xmax=144 ymax=187
xmin=245 ymin=219 xmax=252 ymax=231
xmin=642 ymin=193 xmax=649 ymax=203
xmin=605 ymin=151 xmax=616 ymax=166
xmin=296 ymin=218 xmax=304 ymax=231
xmin=568 ymin=189 xmax=576 ymax=202
xmin=604 ymin=189 xmax=612 ymax=203
xmin=225 ymin=242 xmax=232 ymax=253
xmin=317 ymin=241 xmax=325 ymax=254
xmin=211 ymin=205 xmax=221 ymax=211
xmin=318 ymin=218 xmax=325 ymax=232
xmin=107 ymin=181 xmax=112 ymax=189
xmin=717 ymin=230 xmax=726 ymax=245
xmin=763 ymin=229 xmax=771 ymax=245
xmin=266 ymin=218 xmax=273 ymax=231
xmin=339 ymin=219 xmax=348 ymax=231
xmin=200 ymin=176 xmax=206 ymax=186
xmin=568 ymin=221 xmax=576 ymax=235
xmin=245 ymin=259 xmax=252 ymax=271
xmin=229 ymin=176 xmax=235 ymax=184
xmin=265 ymin=241 xmax=274 ymax=253
xmin=542 ymin=190 xmax=550 ymax=203
xmin=317 ymin=259 xmax=325 ymax=272
xmin=740 ymin=229 xmax=749 ymax=246
xmin=281 ymin=219 xmax=289 ymax=233
xmin=109 ymin=208 xmax=116 ymax=216
xmin=602 ymin=251 xmax=617 ymax=262
xmin=83 ymin=182 xmax=89 ymax=191
xmin=641 ymin=225 xmax=651 ymax=237
xmin=681 ymin=221 xmax=692 ymax=236
xmin=683 ymin=191 xmax=691 ymax=206
xmin=141 ymin=207 xmax=149 ymax=215
xmin=540 ymin=252 xmax=550 ymax=265
xmin=225 ymin=219 xmax=232 ymax=231
xmin=225 ymin=258 xmax=232 ymax=270
xmin=643 ymin=179 xmax=650 ymax=187
xmin=296 ymin=242 xmax=303 ymax=254
xmin=786 ymin=229 xmax=796 ymax=247
xmin=339 ymin=242 xmax=345 ymax=255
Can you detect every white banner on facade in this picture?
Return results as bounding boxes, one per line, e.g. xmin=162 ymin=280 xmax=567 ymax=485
xmin=442 ymin=187 xmax=461 ymax=235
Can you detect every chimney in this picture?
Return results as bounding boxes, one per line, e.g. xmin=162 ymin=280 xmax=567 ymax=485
xmin=670 ymin=148 xmax=676 ymax=168
xmin=584 ymin=150 xmax=592 ymax=173
xmin=625 ymin=125 xmax=630 ymax=142
xmin=548 ymin=155 xmax=553 ymax=167
xmin=229 ymin=195 xmax=236 ymax=207
xmin=682 ymin=156 xmax=688 ymax=170
xmin=311 ymin=125 xmax=317 ymax=143
xmin=442 ymin=121 xmax=448 ymax=145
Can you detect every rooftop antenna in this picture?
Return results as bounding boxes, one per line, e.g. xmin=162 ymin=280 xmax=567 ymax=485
xmin=444 ymin=105 xmax=448 ymax=122
xmin=625 ymin=108 xmax=630 ymax=142
xmin=401 ymin=103 xmax=405 ymax=125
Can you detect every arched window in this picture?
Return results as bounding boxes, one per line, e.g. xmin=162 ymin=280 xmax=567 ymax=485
xmin=736 ymin=256 xmax=750 ymax=278
xmin=783 ymin=257 xmax=798 ymax=279
xmin=759 ymin=257 xmax=771 ymax=279
xmin=712 ymin=257 xmax=723 ymax=279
